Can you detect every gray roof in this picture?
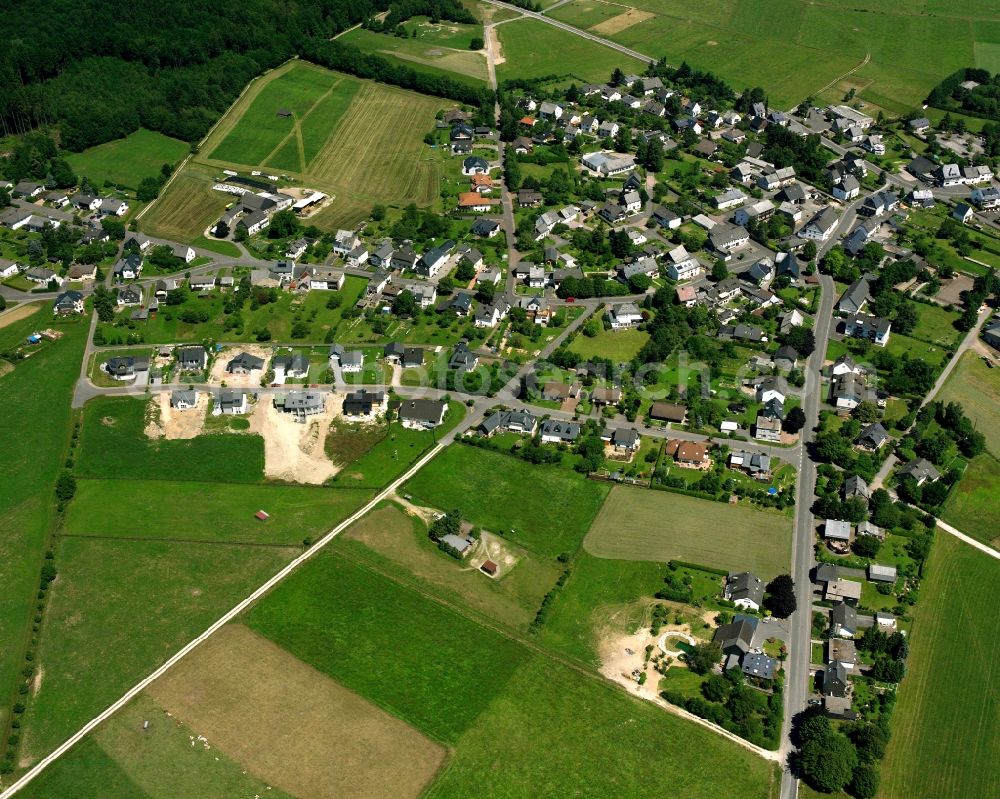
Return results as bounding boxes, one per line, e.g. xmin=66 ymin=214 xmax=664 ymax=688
xmin=171 ymin=389 xmax=197 ymax=406
xmin=281 ymin=390 xmax=325 ymax=412
xmin=398 ymin=398 xmax=447 ymax=424
xmin=727 ymin=571 xmax=764 ymax=607
xmin=741 ymin=652 xmax=777 ymax=680
xmin=831 ymin=602 xmax=857 ymax=634
xmin=899 ymin=458 xmax=940 ymax=483
xmin=713 ymin=618 xmax=755 ymax=656
xmin=227 ymin=352 xmax=265 ymax=371
xmin=539 ymin=419 xmax=580 ymax=442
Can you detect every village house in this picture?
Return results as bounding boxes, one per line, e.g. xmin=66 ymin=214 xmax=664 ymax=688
xmin=343 ymin=389 xmax=387 ymax=417
xmin=53 ymin=290 xmax=85 ymax=315
xmin=724 ymin=571 xmax=764 ymax=612
xmin=398 ymin=398 xmax=448 ymax=429
xmin=177 ymin=346 xmax=207 ymax=371
xmin=606 ymin=302 xmax=643 ymax=330
xmin=665 ymin=439 xmax=709 ymax=467
xmin=275 ymin=390 xmax=326 ymax=422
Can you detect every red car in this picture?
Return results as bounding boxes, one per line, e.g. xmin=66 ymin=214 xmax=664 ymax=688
xmin=565 ymin=297 xmax=575 ymax=303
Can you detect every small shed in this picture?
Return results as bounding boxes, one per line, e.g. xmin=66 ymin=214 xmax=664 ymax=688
xmin=480 ymin=560 xmax=498 ymax=576
xmin=255 ymin=510 xmax=270 ymax=521
xmin=276 ymin=108 xmax=292 ymax=118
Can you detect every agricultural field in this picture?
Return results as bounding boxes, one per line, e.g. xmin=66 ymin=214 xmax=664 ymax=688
xmin=65 ymin=129 xmax=189 ymax=191
xmin=880 ymin=534 xmax=1000 ymax=799
xmin=19 ymin=537 xmax=296 ymax=762
xmin=74 ymin=397 xmax=265 ymax=483
xmin=568 ymin=327 xmax=649 ymax=361
xmin=146 ymin=625 xmax=445 ymax=799
xmin=64 ymin=479 xmax=373 ymax=545
xmin=149 ymin=60 xmax=453 ymax=236
xmin=404 ymin=444 xmax=610 ymax=557
xmin=425 ymin=654 xmax=778 ymax=799
xmin=546 ymin=0 xmax=999 ymax=112
xmin=495 ymin=17 xmax=648 ymax=84
xmin=339 ymin=25 xmax=488 ymax=86
xmin=942 ymin=454 xmax=1000 ymax=548
xmin=937 ymin=350 xmax=1000 ymax=458
xmin=247 ymin=551 xmax=530 ymax=743
xmin=584 ymin=485 xmax=793 ymax=578
xmin=0 ymin=310 xmax=87 ymax=743
xmin=338 ymin=503 xmax=563 ymax=630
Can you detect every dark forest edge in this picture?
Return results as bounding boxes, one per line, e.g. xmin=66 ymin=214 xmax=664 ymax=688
xmin=0 ymin=0 xmax=493 ymax=152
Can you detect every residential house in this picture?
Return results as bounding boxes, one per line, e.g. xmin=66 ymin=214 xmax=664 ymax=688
xmin=113 ymin=253 xmax=143 ymax=281
xmin=754 ymin=415 xmax=782 ymax=442
xmin=801 ymin=207 xmax=839 ymax=241
xmin=823 ymin=661 xmax=850 ymax=699
xmin=844 ymin=314 xmax=891 ymax=346
xmin=898 ymin=458 xmax=941 ymax=485
xmin=833 ymin=372 xmax=869 ymax=410
xmin=953 ymin=202 xmax=975 ymax=224
xmin=471 ymin=217 xmax=501 ymax=237
xmin=665 ymin=245 xmax=701 ymax=281
xmin=170 ymin=389 xmax=198 ymax=410
xmin=713 ymin=617 xmax=755 ymax=658
xmin=417 ymin=240 xmax=455 ymax=277
xmin=539 ymin=419 xmax=580 ymax=444
xmin=590 ymin=387 xmax=622 ymax=406
xmin=830 ymin=602 xmax=858 ymax=638
xmin=52 ymin=290 xmax=85 ymax=315
xmin=652 ymin=206 xmax=682 ymax=230
xmin=217 ymin=389 xmax=248 ymax=415
xmin=273 ymin=352 xmax=310 ymax=380
xmin=610 ymin=427 xmax=641 ymax=452
xmin=735 ymin=199 xmax=775 ymax=227
xmin=104 ymin=355 xmax=149 ymax=380
xmin=729 ymin=450 xmax=771 ymax=477
xmin=757 ymin=166 xmax=796 ymax=191
xmin=833 ymin=174 xmax=861 ymax=201
xmin=709 ymin=224 xmax=750 ymax=256
xmin=448 ymin=339 xmax=478 ymax=372
xmin=824 ymin=519 xmax=852 ymax=541
xmin=825 ymin=578 xmax=862 ymax=604
xmin=99 ymin=197 xmax=129 ymax=216
xmin=649 ymin=402 xmax=687 ymax=424
xmin=607 ymin=302 xmax=643 ymax=330
xmin=724 ymin=571 xmax=764 ymax=611
xmin=714 ymin=188 xmax=747 ymax=211
xmin=461 ymin=156 xmax=490 ymax=176
xmin=177 ymin=346 xmax=207 ymax=371
xmin=860 ymin=190 xmax=898 ymax=218
xmin=756 ymin=376 xmax=788 ymax=404
xmin=843 ymin=474 xmax=871 ymax=503
xmin=390 ymin=245 xmax=419 ymax=272
xmin=857 ymin=422 xmax=889 ymax=450
xmin=971 ymin=186 xmax=1000 ymax=210
xmin=398 ymin=399 xmax=447 ymax=429
xmin=276 ymin=391 xmax=326 ymax=421
xmin=479 ymin=409 xmax=538 ymax=436
xmin=227 ymin=352 xmax=265 ymax=374
xmin=856 ymin=520 xmax=885 ymax=540
xmin=116 ymin=284 xmax=143 ymax=307
xmin=237 ymin=211 xmax=269 ymax=236
xmin=868 ymin=564 xmax=897 ymax=583
xmin=343 ymin=389 xmax=386 ymax=417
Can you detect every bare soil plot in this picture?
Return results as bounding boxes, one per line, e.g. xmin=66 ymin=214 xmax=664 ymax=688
xmin=584 ymin=485 xmax=792 ymax=578
xmin=0 ymin=302 xmax=42 ymax=330
xmin=152 ymin=392 xmax=207 ymax=439
xmin=249 ymin=394 xmax=340 ymax=484
xmin=147 ymin=624 xmax=445 ymax=799
xmin=591 ymin=8 xmax=655 ymax=35
xmin=208 ymin=344 xmax=271 ymax=387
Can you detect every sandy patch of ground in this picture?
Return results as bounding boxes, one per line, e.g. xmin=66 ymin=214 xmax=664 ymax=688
xmin=155 ymin=392 xmax=208 ymax=439
xmin=249 ymin=394 xmax=340 ymax=484
xmin=209 ymin=344 xmax=271 ymax=388
xmin=488 ymin=23 xmax=505 ymax=66
xmin=147 ymin=625 xmax=445 ymax=799
xmin=467 ymin=530 xmax=520 ymax=577
xmin=0 ymin=302 xmax=42 ymax=330
xmin=591 ymin=8 xmax=654 ymax=35
xmin=598 ymin=619 xmax=694 ymax=702
xmin=0 ymin=360 xmax=12 ymax=379
xmin=144 ymin=397 xmax=164 ymax=439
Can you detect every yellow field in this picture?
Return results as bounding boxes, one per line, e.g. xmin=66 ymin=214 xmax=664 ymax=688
xmin=140 ymin=167 xmax=231 ymax=244
xmin=147 ymin=624 xmax=445 ymax=799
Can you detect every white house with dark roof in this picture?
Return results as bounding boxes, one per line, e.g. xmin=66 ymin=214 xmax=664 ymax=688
xmin=607 ymin=302 xmax=643 ymax=330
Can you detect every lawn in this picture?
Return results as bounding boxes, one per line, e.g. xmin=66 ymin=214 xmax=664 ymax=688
xmin=495 ymin=17 xmax=648 ymax=83
xmin=942 ymin=453 xmax=1000 ymax=548
xmin=65 ymin=129 xmax=189 ymax=191
xmin=0 ymin=311 xmax=87 ymax=747
xmin=546 ymin=0 xmax=996 ymax=111
xmin=937 ymin=350 xmax=1000 ymax=458
xmin=75 ymin=397 xmax=265 ymax=483
xmin=208 ymin=61 xmax=337 ymax=166
xmin=64 ymin=479 xmax=373 ymax=545
xmin=880 ymin=534 xmax=1000 ymax=799
xmin=424 ymin=654 xmax=779 ymax=799
xmin=906 ymin=302 xmax=962 ymax=348
xmin=19 ymin=537 xmax=296 ymax=763
xmin=584 ymin=485 xmax=793 ymax=578
xmin=247 ymin=551 xmax=530 ymax=744
xmin=339 ymin=27 xmax=488 ymax=85
xmin=404 ymin=443 xmax=610 ymax=557
xmin=568 ymin=327 xmax=649 ymax=361
xmin=338 ymin=503 xmax=563 ymax=630
xmin=139 ymin=164 xmax=232 ymax=245
xmin=540 ymin=552 xmax=670 ymax=665
xmin=332 ymin=402 xmax=465 ymax=488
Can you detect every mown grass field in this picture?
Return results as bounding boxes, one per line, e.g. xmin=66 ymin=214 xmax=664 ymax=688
xmin=495 ymin=17 xmax=648 ymax=83
xmin=139 ymin=164 xmax=232 ymax=245
xmin=541 ymin=552 xmax=669 ymax=665
xmin=584 ymin=485 xmax=792 ymax=578
xmin=147 ymin=624 xmax=445 ymax=799
xmin=247 ymin=551 xmax=530 ymax=744
xmin=942 ymin=453 xmax=1000 ymax=548
xmin=64 ymin=479 xmax=373 ymax=545
xmin=0 ymin=310 xmax=87 ymax=739
xmin=65 ymin=129 xmax=189 ymax=191
xmin=20 ymin=537 xmax=295 ymax=763
xmin=546 ymin=0 xmax=998 ymax=111
xmin=568 ymin=327 xmax=649 ymax=361
xmin=339 ymin=503 xmax=563 ymax=630
xmin=22 ymin=695 xmax=296 ymax=799
xmin=208 ymin=61 xmax=338 ymax=166
xmin=937 ymin=350 xmax=1000 ymax=458
xmin=404 ymin=444 xmax=610 ymax=557
xmin=75 ymin=397 xmax=265 ymax=483
xmin=880 ymin=534 xmax=1000 ymax=799
xmin=340 ymin=27 xmax=488 ymax=85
